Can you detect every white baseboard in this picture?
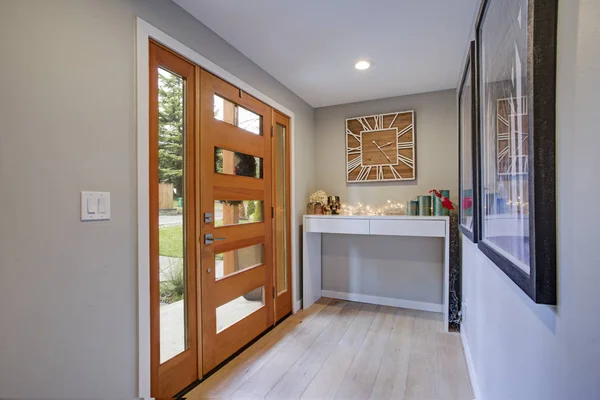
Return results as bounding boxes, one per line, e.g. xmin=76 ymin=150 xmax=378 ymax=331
xmin=460 ymin=328 xmax=481 ymax=400
xmin=294 ymin=299 xmax=302 ymax=313
xmin=321 ymin=290 xmax=443 ymax=313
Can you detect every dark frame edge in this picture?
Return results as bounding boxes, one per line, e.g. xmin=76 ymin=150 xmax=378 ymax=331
xmin=478 ymin=240 xmax=533 ymax=297
xmin=459 ymin=225 xmax=475 ymax=242
xmin=529 ymin=0 xmax=558 ymax=304
xmin=457 ymin=41 xmax=479 ymax=244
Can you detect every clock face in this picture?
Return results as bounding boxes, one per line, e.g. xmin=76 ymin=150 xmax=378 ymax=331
xmin=361 ymin=128 xmax=398 ymax=166
xmin=346 ymin=111 xmax=416 ymax=182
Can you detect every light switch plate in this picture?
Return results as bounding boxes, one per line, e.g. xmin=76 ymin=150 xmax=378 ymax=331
xmin=81 ymin=191 xmax=111 ymax=221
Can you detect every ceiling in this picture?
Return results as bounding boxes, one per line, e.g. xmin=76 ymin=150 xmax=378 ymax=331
xmin=174 ymin=0 xmax=480 ymax=107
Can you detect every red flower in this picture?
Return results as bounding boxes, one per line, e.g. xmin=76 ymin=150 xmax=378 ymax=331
xmin=429 ymin=189 xmax=456 ymax=211
xmin=429 ymin=189 xmax=442 ymax=199
xmin=442 ymin=197 xmax=455 ymax=211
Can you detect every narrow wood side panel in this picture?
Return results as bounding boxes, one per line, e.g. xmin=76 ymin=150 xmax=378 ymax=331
xmin=149 ymin=40 xmax=199 ymax=398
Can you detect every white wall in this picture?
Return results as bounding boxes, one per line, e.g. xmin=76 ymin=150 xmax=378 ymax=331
xmin=314 ymin=89 xmax=458 ymax=205
xmin=461 ymin=1 xmax=600 ymax=399
xmin=0 ymin=0 xmax=314 ymax=397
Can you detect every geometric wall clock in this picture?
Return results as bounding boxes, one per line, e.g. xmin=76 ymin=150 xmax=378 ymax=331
xmin=346 ymin=110 xmax=416 ymax=182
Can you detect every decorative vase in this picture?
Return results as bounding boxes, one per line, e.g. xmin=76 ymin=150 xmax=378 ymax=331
xmin=407 ymin=200 xmax=419 ymax=216
xmin=307 ymin=203 xmax=316 ymax=215
xmin=314 ymin=203 xmax=324 ymax=215
xmin=433 ymin=190 xmax=450 ymax=216
xmin=418 ymin=195 xmax=432 ymax=216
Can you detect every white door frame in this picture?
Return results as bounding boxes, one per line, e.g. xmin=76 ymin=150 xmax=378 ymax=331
xmin=136 ymin=18 xmax=298 ymax=397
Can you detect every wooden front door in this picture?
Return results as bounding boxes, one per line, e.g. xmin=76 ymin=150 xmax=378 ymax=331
xmin=199 ymin=70 xmax=274 ymax=373
xmin=149 ymin=41 xmax=199 ymax=398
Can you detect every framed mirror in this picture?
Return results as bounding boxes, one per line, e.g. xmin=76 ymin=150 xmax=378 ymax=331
xmin=475 ymin=0 xmax=557 ymax=304
xmin=458 ymin=41 xmax=479 ymax=242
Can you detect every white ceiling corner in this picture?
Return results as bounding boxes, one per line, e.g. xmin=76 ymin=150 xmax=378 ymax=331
xmin=174 ymin=0 xmax=480 ymax=108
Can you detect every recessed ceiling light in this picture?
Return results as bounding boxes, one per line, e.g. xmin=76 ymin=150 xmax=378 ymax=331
xmin=355 ymin=60 xmax=371 ymax=70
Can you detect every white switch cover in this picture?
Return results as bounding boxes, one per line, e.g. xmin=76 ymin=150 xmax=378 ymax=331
xmin=81 ymin=191 xmax=110 ymax=221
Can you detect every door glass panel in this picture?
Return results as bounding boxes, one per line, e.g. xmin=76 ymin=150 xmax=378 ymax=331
xmin=214 ymin=200 xmax=263 ymax=227
xmin=216 ymin=244 xmax=264 ymax=280
xmin=215 ymin=148 xmax=263 ymax=178
xmin=213 ymin=95 xmax=262 ymax=135
xmin=157 ymin=67 xmax=188 ymax=363
xmin=216 ymin=287 xmax=264 ymax=333
xmin=275 ymin=123 xmax=288 ymax=294
xmin=237 ymin=107 xmax=261 ymax=135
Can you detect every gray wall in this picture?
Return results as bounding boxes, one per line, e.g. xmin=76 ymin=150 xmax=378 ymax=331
xmin=0 ymin=0 xmax=314 ymax=397
xmin=322 ymin=235 xmax=444 ymax=304
xmin=314 ymin=90 xmax=458 ymax=205
xmin=315 ymin=90 xmax=457 ymax=306
xmin=461 ymin=1 xmax=600 ymax=399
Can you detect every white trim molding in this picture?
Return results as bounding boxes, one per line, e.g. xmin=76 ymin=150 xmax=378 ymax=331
xmin=461 ymin=328 xmax=481 ymax=400
xmin=294 ymin=300 xmax=303 ymax=313
xmin=322 ymin=290 xmax=444 ymax=313
xmin=135 ymin=22 xmax=151 ymax=398
xmin=136 ymin=18 xmax=298 ymax=397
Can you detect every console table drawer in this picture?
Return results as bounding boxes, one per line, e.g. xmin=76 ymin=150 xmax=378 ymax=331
xmin=370 ymin=219 xmax=445 ymax=237
xmin=305 ymin=218 xmax=370 ymax=234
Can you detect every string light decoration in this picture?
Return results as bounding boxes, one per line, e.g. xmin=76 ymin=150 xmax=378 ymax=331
xmin=340 ymin=200 xmax=407 ymax=216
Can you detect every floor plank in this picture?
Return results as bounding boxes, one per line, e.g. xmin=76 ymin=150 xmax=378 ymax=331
xmin=230 ymin=299 xmax=347 ymax=399
xmin=333 ymin=306 xmax=398 ymax=400
xmin=411 ymin=310 xmax=444 ymax=354
xmin=404 ymin=311 xmax=447 ymax=400
xmin=436 ymin=332 xmax=474 ymax=400
xmin=368 ymin=308 xmax=415 ymax=400
xmin=186 ymin=299 xmax=473 ymax=400
xmin=265 ymin=302 xmax=362 ymax=399
xmin=300 ymin=303 xmax=379 ymax=400
xmin=404 ymin=350 xmax=441 ymax=400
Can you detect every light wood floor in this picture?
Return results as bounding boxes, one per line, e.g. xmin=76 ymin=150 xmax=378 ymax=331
xmin=186 ymin=298 xmax=473 ymax=400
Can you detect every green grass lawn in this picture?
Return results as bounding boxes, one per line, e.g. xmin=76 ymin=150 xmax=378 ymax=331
xmin=159 ymin=225 xmax=183 ymax=258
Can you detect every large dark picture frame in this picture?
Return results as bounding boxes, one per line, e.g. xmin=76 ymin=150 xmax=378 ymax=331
xmin=458 ymin=41 xmax=479 ymax=242
xmin=475 ymin=0 xmax=557 ymax=304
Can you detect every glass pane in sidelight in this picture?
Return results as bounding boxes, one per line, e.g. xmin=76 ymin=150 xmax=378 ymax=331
xmin=274 ymin=123 xmax=288 ymax=294
xmin=213 ymin=95 xmax=262 ymax=135
xmin=215 ymin=148 xmax=263 ymax=179
xmin=216 ymin=287 xmax=264 ymax=333
xmin=215 ymin=244 xmax=264 ymax=280
xmin=214 ymin=200 xmax=263 ymax=227
xmin=157 ymin=67 xmax=188 ymax=364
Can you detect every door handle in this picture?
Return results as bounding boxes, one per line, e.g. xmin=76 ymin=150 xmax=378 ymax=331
xmin=204 ymin=233 xmax=226 ymax=245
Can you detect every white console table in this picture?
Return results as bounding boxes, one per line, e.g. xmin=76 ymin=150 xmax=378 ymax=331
xmin=303 ymin=214 xmax=450 ymax=332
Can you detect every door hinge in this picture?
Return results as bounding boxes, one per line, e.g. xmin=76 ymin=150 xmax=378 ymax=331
xmin=239 ymin=88 xmax=243 ymax=98
xmin=271 ymin=207 xmax=274 ymax=218
xmin=270 ymin=126 xmax=274 ymax=137
xmin=272 ymin=287 xmax=276 ymax=299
